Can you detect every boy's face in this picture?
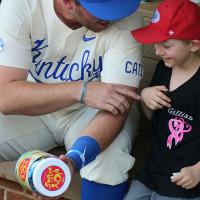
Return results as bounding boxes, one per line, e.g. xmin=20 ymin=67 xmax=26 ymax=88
xmin=154 ymin=39 xmax=192 ymax=68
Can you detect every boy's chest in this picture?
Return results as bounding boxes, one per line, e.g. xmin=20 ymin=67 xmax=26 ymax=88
xmin=153 ymin=90 xmax=200 ymax=151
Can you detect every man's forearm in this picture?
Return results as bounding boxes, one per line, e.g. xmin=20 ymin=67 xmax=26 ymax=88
xmin=80 ymin=106 xmax=131 ymax=151
xmin=0 ymin=80 xmax=81 ymax=115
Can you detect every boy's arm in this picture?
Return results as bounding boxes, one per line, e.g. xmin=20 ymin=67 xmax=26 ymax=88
xmin=141 ymin=99 xmax=152 ymax=120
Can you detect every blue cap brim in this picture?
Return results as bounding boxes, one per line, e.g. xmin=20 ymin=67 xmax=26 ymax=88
xmin=80 ymin=0 xmax=141 ymax=21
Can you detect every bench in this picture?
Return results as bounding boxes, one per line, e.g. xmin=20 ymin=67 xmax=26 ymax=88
xmin=0 ymin=2 xmax=161 ymax=200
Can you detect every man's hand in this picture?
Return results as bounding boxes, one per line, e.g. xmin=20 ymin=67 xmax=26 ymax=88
xmin=141 ymin=85 xmax=171 ymax=111
xmin=84 ymin=82 xmax=140 ymax=115
xmin=171 ymin=162 xmax=200 ymax=189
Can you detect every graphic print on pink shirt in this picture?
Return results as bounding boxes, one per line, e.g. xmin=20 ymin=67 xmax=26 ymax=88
xmin=167 ymin=117 xmax=192 ymax=149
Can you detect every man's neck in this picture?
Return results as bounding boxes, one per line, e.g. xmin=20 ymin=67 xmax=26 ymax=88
xmin=54 ymin=0 xmax=82 ymax=30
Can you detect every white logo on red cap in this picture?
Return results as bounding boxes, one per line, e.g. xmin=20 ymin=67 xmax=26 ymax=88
xmin=169 ymin=30 xmax=175 ymax=35
xmin=151 ymin=9 xmax=160 ymax=23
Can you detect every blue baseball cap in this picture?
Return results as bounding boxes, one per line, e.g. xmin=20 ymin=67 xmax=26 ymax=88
xmin=78 ymin=0 xmax=141 ymax=21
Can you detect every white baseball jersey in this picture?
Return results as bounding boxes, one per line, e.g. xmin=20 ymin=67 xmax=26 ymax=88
xmin=0 ymin=0 xmax=144 ymax=116
xmin=0 ymin=1 xmax=143 ymax=182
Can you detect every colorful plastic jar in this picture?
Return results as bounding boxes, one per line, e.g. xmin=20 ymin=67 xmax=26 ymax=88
xmin=15 ymin=150 xmax=71 ymax=197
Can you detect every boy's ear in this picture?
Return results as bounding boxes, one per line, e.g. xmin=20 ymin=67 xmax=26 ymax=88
xmin=191 ymin=40 xmax=200 ymax=52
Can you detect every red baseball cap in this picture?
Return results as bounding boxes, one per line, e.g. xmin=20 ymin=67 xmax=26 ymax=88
xmin=131 ymin=0 xmax=200 ymax=44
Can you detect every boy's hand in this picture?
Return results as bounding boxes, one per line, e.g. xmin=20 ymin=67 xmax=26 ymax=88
xmin=171 ymin=162 xmax=200 ymax=189
xmin=141 ymin=85 xmax=171 ymax=110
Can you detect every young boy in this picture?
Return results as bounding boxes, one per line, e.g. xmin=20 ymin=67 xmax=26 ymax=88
xmin=125 ymin=0 xmax=200 ymax=199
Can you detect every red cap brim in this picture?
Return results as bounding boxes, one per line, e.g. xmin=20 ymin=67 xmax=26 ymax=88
xmin=131 ymin=25 xmax=168 ymax=44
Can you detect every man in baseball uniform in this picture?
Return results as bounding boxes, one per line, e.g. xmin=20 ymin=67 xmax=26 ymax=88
xmin=0 ymin=0 xmax=143 ymax=199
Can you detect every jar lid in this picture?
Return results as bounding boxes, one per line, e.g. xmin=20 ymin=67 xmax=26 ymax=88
xmin=32 ymin=157 xmax=71 ymax=197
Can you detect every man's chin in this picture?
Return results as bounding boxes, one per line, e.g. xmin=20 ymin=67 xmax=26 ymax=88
xmin=90 ymin=27 xmax=107 ymax=32
xmin=87 ymin=23 xmax=109 ymax=32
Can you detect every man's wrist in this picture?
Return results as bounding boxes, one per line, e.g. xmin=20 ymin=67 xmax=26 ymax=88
xmin=80 ymin=80 xmax=88 ymax=103
xmin=65 ymin=135 xmax=100 ymax=170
